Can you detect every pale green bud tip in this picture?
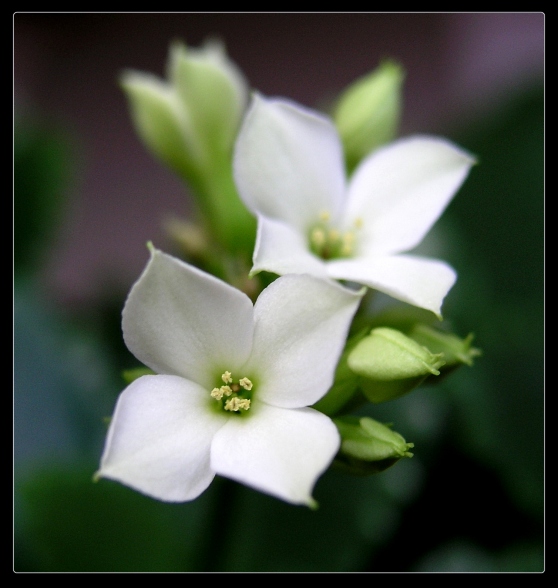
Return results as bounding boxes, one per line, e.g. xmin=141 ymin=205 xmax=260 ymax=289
xmin=169 ymin=36 xmax=248 ymax=158
xmin=334 ymin=416 xmax=414 ymax=475
xmin=168 ymin=37 xmax=228 ymax=79
xmin=334 ymin=59 xmax=405 ymax=170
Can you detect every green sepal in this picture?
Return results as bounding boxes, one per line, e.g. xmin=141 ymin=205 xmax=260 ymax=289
xmin=408 ymin=324 xmax=482 ymax=372
xmin=333 ymin=416 xmax=414 ymax=475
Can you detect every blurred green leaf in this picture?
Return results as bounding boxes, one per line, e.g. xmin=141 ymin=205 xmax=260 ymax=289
xmin=413 ymin=538 xmax=543 ymax=572
xmin=14 ymin=117 xmax=77 ymax=275
xmin=439 ymin=85 xmax=544 ymax=521
xmin=14 ymin=278 xmax=119 ymax=466
xmin=15 ymin=466 xmax=216 ymax=572
xmin=210 ymin=471 xmax=407 ymax=572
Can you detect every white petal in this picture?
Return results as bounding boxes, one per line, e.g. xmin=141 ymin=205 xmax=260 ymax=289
xmin=233 ymin=94 xmax=346 ymax=233
xmin=246 ymin=274 xmax=363 ymax=408
xmin=345 ymin=135 xmax=475 ymax=255
xmin=251 ymin=214 xmax=328 ymax=278
xmin=97 ymin=375 xmax=226 ymax=502
xmin=327 ymin=254 xmax=456 ymax=318
xmin=211 ymin=403 xmax=340 ymax=506
xmin=122 ymin=248 xmax=254 ymax=386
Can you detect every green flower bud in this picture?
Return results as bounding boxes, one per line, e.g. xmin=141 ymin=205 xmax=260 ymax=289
xmin=333 ymin=60 xmax=405 ymax=174
xmin=169 ymin=39 xmax=248 ymax=165
xmin=408 ymin=323 xmax=481 ymax=369
xmin=347 ymin=327 xmax=445 ymax=403
xmin=121 ymin=38 xmax=248 ymax=181
xmin=121 ymin=38 xmax=256 ymax=255
xmin=334 ymin=416 xmax=414 ymax=475
xmin=120 ymin=70 xmax=198 ymax=181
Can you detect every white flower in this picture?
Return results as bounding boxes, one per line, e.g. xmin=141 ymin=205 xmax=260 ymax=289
xmin=96 ymin=247 xmax=363 ymax=506
xmin=233 ymin=94 xmax=476 ymax=317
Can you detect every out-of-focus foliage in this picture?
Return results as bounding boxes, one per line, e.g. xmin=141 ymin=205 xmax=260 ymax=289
xmin=14 ymin=118 xmax=76 ymax=275
xmin=442 ymin=85 xmax=544 ymax=523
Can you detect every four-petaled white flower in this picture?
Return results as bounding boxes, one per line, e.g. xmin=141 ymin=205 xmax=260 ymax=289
xmin=96 ymin=247 xmax=363 ymax=506
xmin=233 ymin=94 xmax=476 ymax=317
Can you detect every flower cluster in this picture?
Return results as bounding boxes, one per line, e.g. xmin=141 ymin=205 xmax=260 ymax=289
xmin=96 ymin=39 xmax=478 ymax=507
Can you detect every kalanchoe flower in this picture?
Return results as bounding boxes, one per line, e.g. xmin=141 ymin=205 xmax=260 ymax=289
xmin=96 ymin=247 xmax=363 ymax=507
xmin=233 ymin=94 xmax=476 ymax=317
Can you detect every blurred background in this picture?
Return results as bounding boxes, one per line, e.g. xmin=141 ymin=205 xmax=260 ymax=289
xmin=14 ymin=13 xmax=544 ymax=572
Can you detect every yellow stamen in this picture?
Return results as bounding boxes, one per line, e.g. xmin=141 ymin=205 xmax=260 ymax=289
xmin=211 ymin=371 xmax=253 ymax=413
xmin=328 ymin=229 xmax=340 ymax=242
xmin=224 ymin=397 xmax=251 ymax=412
xmin=311 ymin=227 xmax=326 ymax=248
xmin=309 ymin=212 xmax=363 ymax=260
xmin=210 ymin=387 xmax=223 ymax=400
xmin=341 ymin=232 xmax=355 ymax=256
xmin=239 ymin=377 xmax=253 ymax=390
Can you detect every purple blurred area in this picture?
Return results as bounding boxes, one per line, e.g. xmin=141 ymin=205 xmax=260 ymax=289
xmin=14 ymin=12 xmax=544 ymax=308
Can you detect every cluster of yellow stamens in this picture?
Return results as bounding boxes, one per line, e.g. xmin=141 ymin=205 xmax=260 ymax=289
xmin=211 ymin=371 xmax=253 ymax=412
xmin=309 ymin=211 xmax=362 ymax=260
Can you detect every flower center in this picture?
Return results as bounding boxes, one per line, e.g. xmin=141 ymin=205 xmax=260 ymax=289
xmin=210 ymin=371 xmax=253 ymax=413
xmin=308 ymin=210 xmax=362 ymax=260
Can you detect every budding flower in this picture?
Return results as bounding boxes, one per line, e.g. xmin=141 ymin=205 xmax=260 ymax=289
xmin=333 ymin=59 xmax=405 ymax=173
xmin=334 ymin=416 xmax=414 ymax=475
xmin=120 ymin=38 xmax=248 ymax=184
xmin=121 ymin=38 xmax=257 ymax=254
xmin=347 ymin=327 xmax=445 ymax=403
